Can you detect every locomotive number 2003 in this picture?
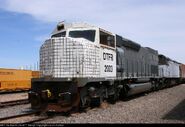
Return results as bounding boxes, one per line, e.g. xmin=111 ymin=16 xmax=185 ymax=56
xmin=104 ymin=65 xmax=113 ymax=72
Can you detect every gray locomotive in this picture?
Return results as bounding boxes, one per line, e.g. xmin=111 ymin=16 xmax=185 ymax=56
xmin=29 ymin=22 xmax=185 ymax=113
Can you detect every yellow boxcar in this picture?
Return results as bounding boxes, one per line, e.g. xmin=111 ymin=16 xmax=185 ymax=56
xmin=0 ymin=68 xmax=39 ymax=91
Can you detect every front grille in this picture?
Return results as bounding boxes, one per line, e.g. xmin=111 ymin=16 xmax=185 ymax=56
xmin=40 ymin=37 xmax=100 ymax=78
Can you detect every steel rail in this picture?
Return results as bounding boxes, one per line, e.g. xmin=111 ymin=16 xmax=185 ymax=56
xmin=0 ymin=99 xmax=29 ymax=108
xmin=0 ymin=112 xmax=37 ymax=122
xmin=23 ymin=116 xmax=52 ymax=124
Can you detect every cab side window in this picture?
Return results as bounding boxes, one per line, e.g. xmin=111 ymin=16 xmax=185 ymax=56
xmin=100 ymin=31 xmax=115 ymax=48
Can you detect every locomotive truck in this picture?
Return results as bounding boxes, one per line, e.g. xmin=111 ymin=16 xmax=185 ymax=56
xmin=28 ymin=22 xmax=185 ymax=113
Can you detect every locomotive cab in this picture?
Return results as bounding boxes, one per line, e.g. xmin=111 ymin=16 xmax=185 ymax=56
xmin=51 ymin=22 xmax=116 ymax=46
xmin=51 ymin=22 xmax=99 ymax=44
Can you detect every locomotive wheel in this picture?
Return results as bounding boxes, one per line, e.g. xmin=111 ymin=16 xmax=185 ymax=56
xmin=119 ymin=86 xmax=129 ymax=101
xmin=91 ymin=96 xmax=103 ymax=107
xmin=71 ymin=92 xmax=81 ymax=113
xmin=155 ymin=83 xmax=160 ymax=91
xmin=55 ymin=92 xmax=81 ymax=114
xmin=108 ymin=94 xmax=117 ymax=104
xmin=46 ymin=112 xmax=55 ymax=116
xmin=152 ymin=81 xmax=159 ymax=91
xmin=79 ymin=96 xmax=91 ymax=112
xmin=30 ymin=94 xmax=42 ymax=109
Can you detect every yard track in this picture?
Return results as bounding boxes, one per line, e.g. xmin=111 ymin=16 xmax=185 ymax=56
xmin=0 ymin=99 xmax=29 ymax=108
xmin=0 ymin=111 xmax=52 ymax=124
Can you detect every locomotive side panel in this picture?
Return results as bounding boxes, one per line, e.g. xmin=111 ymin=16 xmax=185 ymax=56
xmin=159 ymin=55 xmax=180 ymax=78
xmin=158 ymin=55 xmax=180 ymax=87
xmin=145 ymin=47 xmax=159 ymax=77
xmin=100 ymin=47 xmax=116 ymax=78
xmin=116 ymin=35 xmax=158 ymax=80
xmin=169 ymin=61 xmax=180 ymax=78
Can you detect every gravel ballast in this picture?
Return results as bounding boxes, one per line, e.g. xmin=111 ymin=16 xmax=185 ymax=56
xmin=0 ymin=104 xmax=30 ymax=119
xmin=39 ymin=84 xmax=185 ymax=123
xmin=0 ymin=92 xmax=28 ymax=102
xmin=1 ymin=84 xmax=185 ymax=124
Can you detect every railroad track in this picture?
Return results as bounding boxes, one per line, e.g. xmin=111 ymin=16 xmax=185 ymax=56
xmin=0 ymin=102 xmax=108 ymax=124
xmin=0 ymin=90 xmax=28 ymax=95
xmin=0 ymin=111 xmax=52 ymax=124
xmin=0 ymin=99 xmax=29 ymax=108
xmin=0 ymin=112 xmax=36 ymax=122
xmin=23 ymin=116 xmax=52 ymax=124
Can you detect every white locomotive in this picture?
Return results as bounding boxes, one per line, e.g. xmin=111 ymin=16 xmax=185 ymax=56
xmin=29 ymin=22 xmax=184 ymax=113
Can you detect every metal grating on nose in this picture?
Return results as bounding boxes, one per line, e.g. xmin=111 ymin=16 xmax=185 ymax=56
xmin=40 ymin=37 xmax=101 ymax=78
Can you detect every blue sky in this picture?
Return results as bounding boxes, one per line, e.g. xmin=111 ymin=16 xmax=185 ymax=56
xmin=0 ymin=0 xmax=185 ymax=69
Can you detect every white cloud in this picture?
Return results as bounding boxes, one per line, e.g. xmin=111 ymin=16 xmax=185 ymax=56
xmin=1 ymin=0 xmax=185 ymax=63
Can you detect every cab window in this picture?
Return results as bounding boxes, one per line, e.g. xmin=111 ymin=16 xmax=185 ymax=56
xmin=100 ymin=31 xmax=115 ymax=48
xmin=51 ymin=31 xmax=66 ymax=38
xmin=69 ymin=30 xmax=96 ymax=42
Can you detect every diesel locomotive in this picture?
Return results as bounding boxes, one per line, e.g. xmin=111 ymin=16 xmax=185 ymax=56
xmin=29 ymin=22 xmax=185 ymax=113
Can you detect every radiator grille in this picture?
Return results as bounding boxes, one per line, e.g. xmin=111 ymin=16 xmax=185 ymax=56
xmin=40 ymin=37 xmax=100 ymax=78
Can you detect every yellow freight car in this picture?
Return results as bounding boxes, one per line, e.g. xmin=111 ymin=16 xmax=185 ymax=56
xmin=0 ymin=68 xmax=39 ymax=92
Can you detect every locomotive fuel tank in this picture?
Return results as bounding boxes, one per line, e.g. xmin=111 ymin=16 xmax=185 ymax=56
xmin=127 ymin=82 xmax=152 ymax=96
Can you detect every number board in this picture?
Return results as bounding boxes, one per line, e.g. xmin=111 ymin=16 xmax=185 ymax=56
xmin=100 ymin=47 xmax=116 ymax=78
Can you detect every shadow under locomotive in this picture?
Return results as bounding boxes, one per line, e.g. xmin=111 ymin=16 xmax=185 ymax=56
xmin=163 ymin=99 xmax=185 ymax=121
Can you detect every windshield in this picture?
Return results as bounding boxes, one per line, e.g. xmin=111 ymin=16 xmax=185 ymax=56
xmin=69 ymin=30 xmax=96 ymax=42
xmin=51 ymin=31 xmax=66 ymax=38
